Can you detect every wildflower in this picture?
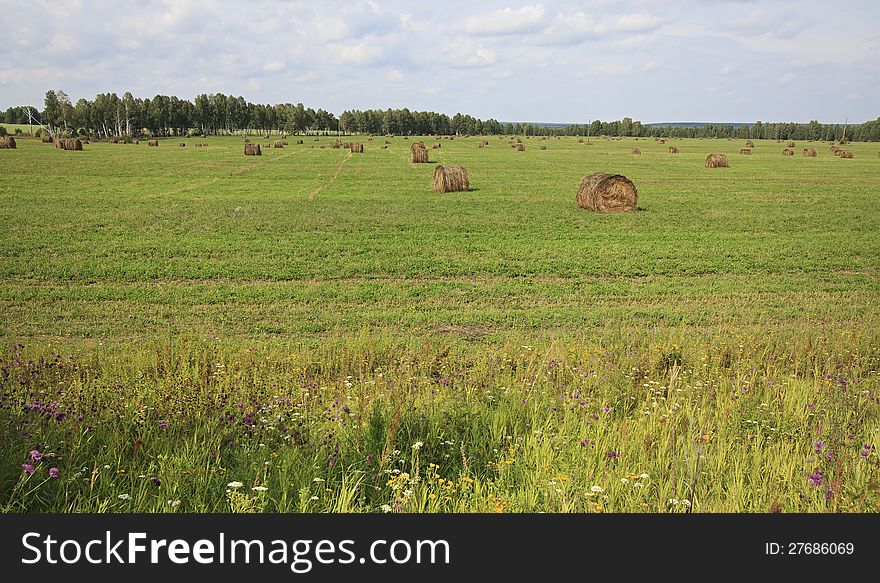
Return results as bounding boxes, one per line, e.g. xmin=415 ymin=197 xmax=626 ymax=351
xmin=808 ymin=472 xmax=823 ymax=487
xmin=606 ymin=451 xmax=621 ymax=459
xmin=579 ymin=439 xmax=592 ymax=447
xmin=29 ymin=450 xmax=42 ymax=463
xmin=118 ymin=494 xmax=131 ymax=500
xmin=590 ymin=485 xmax=604 ymax=493
xmin=366 ymin=455 xmax=373 ymax=462
xmin=150 ymin=476 xmax=161 ymax=487
xmin=621 ymin=478 xmax=629 ymax=484
xmin=633 ymin=482 xmax=644 ymax=489
xmin=22 ymin=464 xmax=35 ymax=474
xmin=310 ymin=496 xmax=319 ymax=501
xmin=313 ymin=477 xmax=324 ymax=483
xmin=640 ymin=473 xmax=649 ymax=479
xmin=159 ymin=422 xmax=169 ymax=429
xmin=380 ymin=504 xmax=392 ymax=513
xmin=412 ymin=441 xmax=424 ymax=450
xmin=860 ymin=445 xmax=873 ymax=459
xmin=681 ymin=499 xmax=692 ymax=508
xmin=103 ymin=465 xmax=111 ymax=469
xmin=252 ymin=486 xmax=268 ymax=492
xmin=49 ymin=468 xmax=60 ymax=478
xmin=814 ymin=440 xmax=826 ymax=454
xmin=227 ymin=481 xmax=244 ymax=489
xmin=168 ymin=500 xmax=181 ymax=508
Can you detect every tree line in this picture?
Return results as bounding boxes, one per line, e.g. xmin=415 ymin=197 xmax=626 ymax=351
xmin=1 ymin=90 xmax=878 ymax=142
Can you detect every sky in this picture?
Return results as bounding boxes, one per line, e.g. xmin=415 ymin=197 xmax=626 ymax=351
xmin=1 ymin=0 xmax=878 ymax=124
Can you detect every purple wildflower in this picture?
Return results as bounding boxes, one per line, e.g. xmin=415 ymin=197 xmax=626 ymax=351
xmin=580 ymin=439 xmax=593 ymax=447
xmin=814 ymin=440 xmax=826 ymax=454
xmin=366 ymin=455 xmax=373 ymax=462
xmin=861 ymin=445 xmax=873 ymax=459
xmin=150 ymin=476 xmax=161 ymax=487
xmin=159 ymin=422 xmax=169 ymax=429
xmin=49 ymin=468 xmax=60 ymax=478
xmin=22 ymin=464 xmax=35 ymax=474
xmin=602 ymin=407 xmax=610 ymax=413
xmin=808 ymin=472 xmax=823 ymax=487
xmin=29 ymin=450 xmax=42 ymax=463
xmin=606 ymin=451 xmax=621 ymax=459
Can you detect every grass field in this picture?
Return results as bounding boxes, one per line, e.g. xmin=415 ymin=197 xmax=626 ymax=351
xmin=1 ymin=134 xmax=879 ymax=512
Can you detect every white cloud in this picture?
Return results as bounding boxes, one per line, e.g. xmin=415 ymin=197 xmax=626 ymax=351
xmin=464 ymin=4 xmax=546 ymax=35
xmin=613 ymin=13 xmax=664 ymax=33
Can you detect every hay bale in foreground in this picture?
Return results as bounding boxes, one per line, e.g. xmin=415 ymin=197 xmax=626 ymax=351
xmin=705 ymin=153 xmax=729 ymax=168
xmin=244 ymin=143 xmax=261 ymax=156
xmin=350 ymin=142 xmax=364 ymax=153
xmin=411 ymin=142 xmax=428 ymax=163
xmin=432 ymin=165 xmax=469 ymax=192
xmin=62 ymin=138 xmax=82 ymax=151
xmin=576 ymin=172 xmax=637 ymax=212
xmin=668 ymin=146 xmax=679 ymax=154
xmin=274 ymin=140 xmax=284 ymax=148
xmin=782 ymin=148 xmax=794 ymax=156
xmin=803 ymin=148 xmax=817 ymax=157
xmin=0 ymin=136 xmax=16 ymax=149
xmin=740 ymin=148 xmax=751 ymax=155
xmin=148 ymin=140 xmax=158 ymax=147
xmin=631 ymin=148 xmax=641 ymax=154
xmin=839 ymin=150 xmax=853 ymax=158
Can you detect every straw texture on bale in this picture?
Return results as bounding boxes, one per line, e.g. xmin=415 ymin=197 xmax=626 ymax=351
xmin=411 ymin=142 xmax=428 ymax=163
xmin=576 ymin=173 xmax=637 ymax=213
xmin=705 ymin=153 xmax=729 ymax=168
xmin=148 ymin=140 xmax=158 ymax=147
xmin=787 ymin=141 xmax=795 ymax=147
xmin=740 ymin=148 xmax=751 ymax=155
xmin=274 ymin=141 xmax=284 ymax=148
xmin=782 ymin=148 xmax=794 ymax=156
xmin=839 ymin=151 xmax=853 ymax=158
xmin=432 ymin=165 xmax=470 ymax=193
xmin=515 ymin=143 xmax=525 ymax=151
xmin=0 ymin=136 xmax=16 ymax=149
xmin=41 ymin=134 xmax=53 ymax=143
xmin=350 ymin=142 xmax=364 ymax=153
xmin=61 ymin=138 xmax=82 ymax=151
xmin=668 ymin=146 xmax=679 ymax=154
xmin=244 ymin=143 xmax=261 ymax=156
xmin=631 ymin=148 xmax=641 ymax=154
xmin=53 ymin=139 xmax=63 ymax=149
xmin=331 ymin=140 xmax=342 ymax=149
xmin=803 ymin=148 xmax=817 ymax=157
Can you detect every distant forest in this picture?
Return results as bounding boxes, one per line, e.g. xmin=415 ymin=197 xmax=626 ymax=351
xmin=1 ymin=89 xmax=878 ymax=142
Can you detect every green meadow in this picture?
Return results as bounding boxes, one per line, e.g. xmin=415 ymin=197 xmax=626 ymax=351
xmin=1 ymin=134 xmax=879 ymax=512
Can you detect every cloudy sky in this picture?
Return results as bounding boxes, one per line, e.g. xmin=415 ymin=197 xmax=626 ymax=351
xmin=1 ymin=0 xmax=878 ymax=123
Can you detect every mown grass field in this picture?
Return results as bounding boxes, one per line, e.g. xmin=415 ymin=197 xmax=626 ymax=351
xmin=1 ymin=134 xmax=879 ymax=512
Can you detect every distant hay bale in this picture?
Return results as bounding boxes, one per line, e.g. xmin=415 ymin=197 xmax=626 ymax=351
xmin=479 ymin=140 xmax=488 ymax=148
xmin=705 ymin=153 xmax=729 ymax=168
xmin=432 ymin=144 xmax=439 ymax=149
xmin=411 ymin=142 xmax=428 ymax=163
xmin=668 ymin=146 xmax=679 ymax=154
xmin=262 ymin=143 xmax=270 ymax=148
xmin=515 ymin=143 xmax=525 ymax=151
xmin=432 ymin=165 xmax=469 ymax=192
xmin=0 ymin=136 xmax=16 ymax=149
xmin=178 ymin=142 xmax=185 ymax=147
xmin=740 ymin=148 xmax=751 ymax=155
xmin=296 ymin=140 xmax=303 ymax=144
xmin=803 ymin=148 xmax=817 ymax=157
xmin=274 ymin=140 xmax=284 ymax=148
xmin=839 ymin=150 xmax=853 ymax=158
xmin=782 ymin=148 xmax=793 ymax=156
xmin=244 ymin=138 xmax=250 ymax=143
xmin=539 ymin=145 xmax=547 ymax=150
xmin=384 ymin=139 xmax=391 ymax=144
xmin=283 ymin=141 xmax=289 ymax=145
xmin=195 ymin=143 xmax=202 ymax=147
xmin=331 ymin=140 xmax=342 ymax=149
xmin=41 ymin=134 xmax=53 ymax=143
xmin=576 ymin=172 xmax=638 ymax=212
xmin=381 ymin=145 xmax=388 ymax=149
xmin=244 ymin=143 xmax=261 ymax=156
xmin=658 ymin=139 xmax=666 ymax=144
xmin=314 ymin=137 xmax=320 ymax=141
xmin=53 ymin=138 xmax=63 ymax=149
xmin=148 ymin=140 xmax=158 ymax=147
xmin=631 ymin=148 xmax=641 ymax=154
xmin=350 ymin=142 xmax=364 ymax=153
xmin=745 ymin=140 xmax=754 ymax=148
xmin=435 ymin=142 xmax=441 ymax=148
xmin=786 ymin=141 xmax=795 ymax=147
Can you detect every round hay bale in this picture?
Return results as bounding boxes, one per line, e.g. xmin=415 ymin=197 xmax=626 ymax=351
xmin=263 ymin=143 xmax=270 ymax=148
xmin=381 ymin=145 xmax=388 ymax=149
xmin=740 ymin=148 xmax=751 ymax=155
xmin=576 ymin=172 xmax=638 ymax=212
xmin=178 ymin=142 xmax=186 ymax=147
xmin=41 ymin=134 xmax=53 ymax=143
xmin=0 ymin=136 xmax=16 ymax=149
xmin=432 ymin=165 xmax=469 ymax=192
xmin=668 ymin=146 xmax=679 ymax=154
xmin=195 ymin=143 xmax=202 ymax=147
xmin=148 ymin=140 xmax=159 ymax=147
xmin=62 ymin=138 xmax=82 ymax=151
xmin=53 ymin=138 xmax=63 ymax=149
xmin=631 ymin=148 xmax=641 ymax=154
xmin=705 ymin=153 xmax=729 ymax=168
xmin=782 ymin=148 xmax=793 ymax=156
xmin=384 ymin=139 xmax=391 ymax=144
xmin=539 ymin=145 xmax=547 ymax=150
xmin=515 ymin=143 xmax=525 ymax=151
xmin=274 ymin=140 xmax=284 ymax=148
xmin=803 ymin=148 xmax=817 ymax=157
xmin=479 ymin=140 xmax=488 ymax=148
xmin=658 ymin=139 xmax=666 ymax=144
xmin=745 ymin=140 xmax=754 ymax=148
xmin=244 ymin=138 xmax=250 ymax=143
xmin=786 ymin=141 xmax=795 ymax=147
xmin=839 ymin=150 xmax=853 ymax=158
xmin=411 ymin=142 xmax=428 ymax=163
xmin=296 ymin=140 xmax=303 ymax=145
xmin=244 ymin=143 xmax=261 ymax=156
xmin=350 ymin=142 xmax=364 ymax=153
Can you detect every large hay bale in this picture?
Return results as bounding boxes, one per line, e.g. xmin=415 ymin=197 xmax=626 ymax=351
xmin=53 ymin=138 xmax=63 ymax=149
xmin=148 ymin=140 xmax=158 ymax=147
xmin=803 ymin=148 xmax=817 ymax=157
xmin=839 ymin=150 xmax=853 ymax=158
xmin=244 ymin=143 xmax=261 ymax=156
xmin=62 ymin=138 xmax=82 ymax=151
xmin=576 ymin=172 xmax=638 ymax=212
xmin=705 ymin=153 xmax=729 ymax=168
xmin=274 ymin=140 xmax=284 ymax=148
xmin=432 ymin=165 xmax=470 ymax=192
xmin=0 ymin=136 xmax=16 ymax=149
xmin=631 ymin=148 xmax=641 ymax=154
xmin=668 ymin=146 xmax=679 ymax=154
xmin=782 ymin=148 xmax=793 ymax=156
xmin=350 ymin=142 xmax=364 ymax=153
xmin=515 ymin=143 xmax=525 ymax=151
xmin=740 ymin=148 xmax=751 ymax=155
xmin=411 ymin=142 xmax=428 ymax=163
